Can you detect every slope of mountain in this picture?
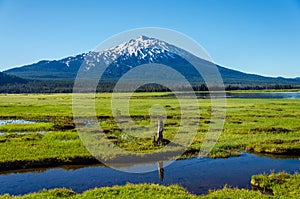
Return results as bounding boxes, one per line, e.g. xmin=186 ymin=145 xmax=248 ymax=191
xmin=0 ymin=72 xmax=28 ymax=86
xmin=4 ymin=36 xmax=300 ymax=86
xmin=4 ymin=54 xmax=84 ymax=79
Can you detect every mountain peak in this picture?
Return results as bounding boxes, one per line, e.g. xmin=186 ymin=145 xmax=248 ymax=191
xmin=136 ymin=35 xmax=151 ymax=41
xmin=97 ymin=35 xmax=189 ymax=61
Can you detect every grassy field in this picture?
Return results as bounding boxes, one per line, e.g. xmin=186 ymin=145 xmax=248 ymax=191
xmin=0 ymin=92 xmax=299 ymax=168
xmin=0 ymin=172 xmax=299 ymax=198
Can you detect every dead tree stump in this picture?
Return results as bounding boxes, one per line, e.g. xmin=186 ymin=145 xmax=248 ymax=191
xmin=156 ymin=117 xmax=163 ymax=144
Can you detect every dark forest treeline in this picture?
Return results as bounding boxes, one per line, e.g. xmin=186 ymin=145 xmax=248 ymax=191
xmin=0 ymin=79 xmax=299 ymax=93
xmin=0 ymin=72 xmax=28 ymax=86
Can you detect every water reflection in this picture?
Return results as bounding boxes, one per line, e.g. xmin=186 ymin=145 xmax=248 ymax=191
xmin=158 ymin=161 xmax=164 ymax=181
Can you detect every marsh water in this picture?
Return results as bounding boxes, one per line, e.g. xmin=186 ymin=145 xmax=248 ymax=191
xmin=0 ymin=120 xmax=37 ymax=126
xmin=169 ymin=91 xmax=300 ymax=99
xmin=226 ymin=91 xmax=300 ymax=99
xmin=0 ymin=120 xmax=49 ymax=136
xmin=0 ymin=153 xmax=299 ymax=195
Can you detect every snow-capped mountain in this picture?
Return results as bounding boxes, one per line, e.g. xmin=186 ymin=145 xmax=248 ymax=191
xmin=97 ymin=35 xmax=190 ymax=62
xmin=79 ymin=35 xmax=200 ymax=79
xmin=5 ymin=35 xmax=200 ymax=80
xmin=99 ymin=35 xmax=183 ymax=58
xmin=81 ymin=35 xmax=194 ymax=72
xmin=4 ymin=36 xmax=300 ymax=86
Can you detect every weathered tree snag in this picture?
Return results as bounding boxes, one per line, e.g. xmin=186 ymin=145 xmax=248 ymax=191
xmin=156 ymin=117 xmax=164 ymax=144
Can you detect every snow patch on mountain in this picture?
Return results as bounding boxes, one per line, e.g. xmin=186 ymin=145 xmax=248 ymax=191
xmin=79 ymin=35 xmax=192 ymax=70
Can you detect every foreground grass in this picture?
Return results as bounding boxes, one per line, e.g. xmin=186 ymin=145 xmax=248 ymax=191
xmin=0 ymin=131 xmax=95 ymax=170
xmin=251 ymin=172 xmax=300 ymax=198
xmin=0 ymin=172 xmax=299 ymax=199
xmin=0 ymin=92 xmax=299 ymax=166
xmin=0 ymin=122 xmax=53 ymax=132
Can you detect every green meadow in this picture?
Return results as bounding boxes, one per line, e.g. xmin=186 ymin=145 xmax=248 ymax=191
xmin=0 ymin=93 xmax=299 ymax=168
xmin=0 ymin=92 xmax=300 ymax=198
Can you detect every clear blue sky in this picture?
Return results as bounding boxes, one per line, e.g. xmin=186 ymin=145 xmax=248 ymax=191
xmin=1 ymin=0 xmax=300 ymax=77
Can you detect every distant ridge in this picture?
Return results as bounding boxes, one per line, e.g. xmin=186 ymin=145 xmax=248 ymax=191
xmin=0 ymin=72 xmax=28 ymax=86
